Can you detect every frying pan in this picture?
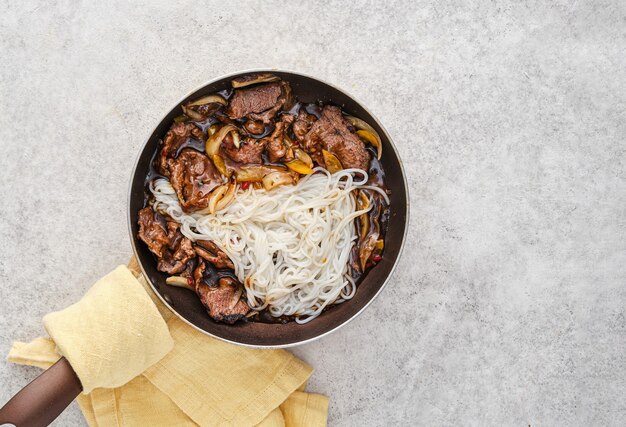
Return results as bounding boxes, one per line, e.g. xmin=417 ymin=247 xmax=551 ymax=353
xmin=0 ymin=70 xmax=409 ymax=426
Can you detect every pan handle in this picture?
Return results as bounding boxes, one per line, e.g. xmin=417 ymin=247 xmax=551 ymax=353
xmin=0 ymin=357 xmax=82 ymax=427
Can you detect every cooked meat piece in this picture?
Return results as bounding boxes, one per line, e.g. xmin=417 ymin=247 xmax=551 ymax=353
xmin=302 ymin=106 xmax=370 ymax=170
xmin=226 ymin=82 xmax=281 ymax=119
xmin=249 ymin=82 xmax=292 ymax=124
xmin=266 ymin=136 xmax=286 ymax=163
xmin=226 ymin=82 xmax=292 ymax=124
xmin=195 ymin=240 xmax=234 ymax=269
xmin=137 ymin=207 xmax=169 ymax=258
xmin=169 ymin=149 xmax=223 ymax=212
xmin=194 ymin=242 xmax=235 ymax=269
xmin=221 ymin=134 xmax=266 ymax=164
xmin=293 ymin=109 xmax=317 ymax=141
xmin=243 ymin=119 xmax=265 ymax=135
xmin=194 ymin=260 xmax=249 ymax=324
xmin=180 ymin=257 xmax=198 ymax=278
xmin=263 ymin=116 xmax=294 ymax=163
xmin=158 ymin=123 xmax=204 ymax=176
xmin=157 ymin=236 xmax=195 ymax=275
xmin=166 ymin=222 xmax=183 ymax=248
xmin=138 ymin=206 xmax=196 ymax=274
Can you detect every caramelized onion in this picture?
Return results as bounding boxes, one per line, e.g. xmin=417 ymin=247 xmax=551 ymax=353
xmin=207 ymin=124 xmax=220 ymax=136
xmin=294 ymin=148 xmax=314 ymax=168
xmin=357 ymin=130 xmax=382 ymax=160
xmin=286 ymin=159 xmax=313 ymax=175
xmin=181 ymin=105 xmax=204 ymax=121
xmin=231 ymin=73 xmax=280 ymax=88
xmin=235 ymin=165 xmax=285 ymax=182
xmin=231 ymin=130 xmax=241 ymax=148
xmin=215 ymin=182 xmax=237 ymax=211
xmin=358 ymin=233 xmax=378 ymax=271
xmin=262 ymin=171 xmax=296 ymax=191
xmin=356 ymin=191 xmax=371 ymax=240
xmin=322 ymin=150 xmax=343 ymax=173
xmin=205 ymin=124 xmax=237 ymax=157
xmin=165 ymin=276 xmax=194 ymax=290
xmin=212 ymin=154 xmax=229 ymax=177
xmin=208 ymin=184 xmax=228 ymax=214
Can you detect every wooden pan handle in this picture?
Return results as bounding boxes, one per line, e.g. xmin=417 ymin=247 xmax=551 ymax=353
xmin=0 ymin=357 xmax=82 ymax=427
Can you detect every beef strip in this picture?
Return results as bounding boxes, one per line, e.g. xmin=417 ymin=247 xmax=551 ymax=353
xmin=195 ymin=240 xmax=234 ymax=269
xmin=221 ymin=134 xmax=266 ymax=164
xmin=293 ymin=109 xmax=317 ymax=141
xmin=137 ymin=207 xmax=195 ymax=274
xmin=194 ymin=260 xmax=249 ymax=324
xmin=263 ymin=115 xmax=294 ymax=163
xmin=302 ymin=105 xmax=370 ymax=170
xmin=158 ymin=123 xmax=204 ymax=176
xmin=248 ymin=82 xmax=292 ymax=124
xmin=169 ymin=149 xmax=223 ymax=212
xmin=226 ymin=81 xmax=292 ymax=124
xmin=243 ymin=119 xmax=265 ymax=135
xmin=137 ymin=207 xmax=169 ymax=258
xmin=157 ymin=235 xmax=195 ymax=275
xmin=180 ymin=257 xmax=198 ymax=278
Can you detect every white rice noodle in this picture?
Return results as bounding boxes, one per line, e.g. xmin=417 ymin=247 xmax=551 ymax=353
xmin=150 ymin=167 xmax=377 ymax=323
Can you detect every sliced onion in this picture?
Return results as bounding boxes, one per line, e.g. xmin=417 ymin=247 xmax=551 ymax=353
xmin=294 ymin=148 xmax=314 ymax=168
xmin=345 ymin=115 xmax=382 ymax=159
xmin=181 ymin=105 xmax=204 ymax=121
xmin=262 ymin=171 xmax=296 ymax=191
xmin=212 ymin=154 xmax=229 ymax=176
xmin=357 ymin=130 xmax=382 ymax=160
xmin=205 ymin=124 xmax=237 ymax=157
xmin=357 ymin=191 xmax=371 ymax=240
xmin=231 ymin=130 xmax=241 ymax=149
xmin=322 ymin=150 xmax=343 ymax=173
xmin=359 ymin=233 xmax=378 ymax=271
xmin=208 ymin=184 xmax=228 ymax=214
xmin=207 ymin=124 xmax=220 ymax=136
xmin=285 ymin=159 xmax=313 ymax=175
xmin=215 ymin=182 xmax=237 ymax=211
xmin=187 ymin=94 xmax=226 ymax=107
xmin=231 ymin=73 xmax=280 ymax=88
xmin=166 ymin=276 xmax=194 ymax=290
xmin=235 ymin=165 xmax=285 ymax=182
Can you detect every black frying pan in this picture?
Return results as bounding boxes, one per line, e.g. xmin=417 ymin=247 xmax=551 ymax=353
xmin=0 ymin=70 xmax=408 ymax=426
xmin=128 ymin=69 xmax=409 ymax=347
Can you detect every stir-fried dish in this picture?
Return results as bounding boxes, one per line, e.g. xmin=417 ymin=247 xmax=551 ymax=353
xmin=137 ymin=73 xmax=390 ymax=324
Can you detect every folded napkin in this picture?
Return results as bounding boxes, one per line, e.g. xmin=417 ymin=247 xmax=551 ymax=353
xmin=7 ymin=261 xmax=328 ymax=426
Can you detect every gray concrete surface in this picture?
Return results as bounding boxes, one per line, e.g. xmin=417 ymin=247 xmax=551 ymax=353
xmin=1 ymin=1 xmax=625 ymax=426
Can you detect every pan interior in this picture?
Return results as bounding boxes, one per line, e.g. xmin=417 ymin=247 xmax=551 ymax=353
xmin=129 ymin=71 xmax=408 ymax=347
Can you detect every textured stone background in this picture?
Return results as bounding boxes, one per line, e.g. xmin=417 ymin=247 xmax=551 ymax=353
xmin=1 ymin=1 xmax=624 ymax=426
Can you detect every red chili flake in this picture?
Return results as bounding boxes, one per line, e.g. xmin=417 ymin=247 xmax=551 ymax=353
xmin=241 ymin=181 xmax=250 ymax=190
xmin=187 ymin=276 xmax=193 ymax=287
xmin=372 ymin=255 xmax=383 ymax=262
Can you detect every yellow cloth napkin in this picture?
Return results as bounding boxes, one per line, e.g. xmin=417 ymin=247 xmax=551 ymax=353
xmin=42 ymin=265 xmax=174 ymax=393
xmin=7 ymin=263 xmax=329 ymax=426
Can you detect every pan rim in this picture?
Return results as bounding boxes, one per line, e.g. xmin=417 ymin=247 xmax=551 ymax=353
xmin=127 ymin=68 xmax=410 ymax=348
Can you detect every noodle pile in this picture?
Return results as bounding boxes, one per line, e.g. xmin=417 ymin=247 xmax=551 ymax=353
xmin=151 ymin=168 xmax=386 ymax=323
